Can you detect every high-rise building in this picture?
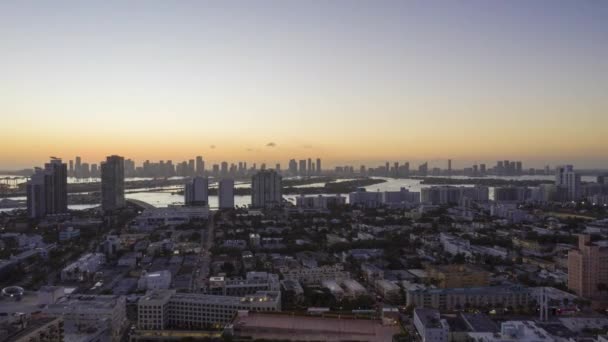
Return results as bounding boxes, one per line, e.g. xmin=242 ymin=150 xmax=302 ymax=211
xmin=184 ymin=177 xmax=209 ymax=206
xmin=307 ymin=158 xmax=312 ymax=176
xmin=447 ymin=159 xmax=452 ymax=175
xmin=555 ymin=165 xmax=581 ymax=200
xmin=299 ymin=160 xmax=307 ymax=176
xmin=251 ymin=170 xmax=282 ymax=208
xmin=75 ymin=156 xmax=82 ymax=178
xmin=418 ymin=162 xmax=428 ymax=177
xmin=218 ymin=178 xmax=235 ymax=209
xmin=288 ymin=159 xmax=297 ymax=175
xmin=221 ymin=162 xmax=229 ymax=176
xmin=26 ymin=158 xmax=68 ymax=219
xmin=101 ymin=155 xmax=125 ymax=212
xmin=196 ymin=156 xmax=205 ymax=175
xmin=316 ymin=158 xmax=321 ymax=175
xmin=568 ymin=234 xmax=608 ymax=301
xmin=68 ymin=160 xmax=74 ymax=177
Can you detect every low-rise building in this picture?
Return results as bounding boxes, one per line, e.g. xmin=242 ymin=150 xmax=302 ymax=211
xmin=207 ymin=272 xmax=280 ymax=296
xmin=60 ymin=253 xmax=106 ymax=281
xmin=375 ymin=280 xmax=401 ymax=303
xmin=138 ymin=270 xmax=172 ymax=290
xmin=132 ymin=205 xmax=209 ymax=230
xmin=281 ymin=264 xmax=349 ymax=285
xmin=44 ymin=294 xmax=126 ymax=342
xmin=468 ymin=321 xmax=555 ymax=341
xmin=426 ymin=264 xmax=490 ymax=288
xmin=413 ymin=308 xmax=449 ymax=342
xmin=137 ymin=290 xmax=281 ymax=330
xmin=407 ymin=286 xmax=531 ymax=311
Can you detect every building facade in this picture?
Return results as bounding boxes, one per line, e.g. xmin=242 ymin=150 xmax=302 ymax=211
xmin=251 ymin=170 xmax=282 ymax=208
xmin=568 ymin=234 xmax=608 ymax=300
xmin=101 ymin=155 xmax=125 ymax=211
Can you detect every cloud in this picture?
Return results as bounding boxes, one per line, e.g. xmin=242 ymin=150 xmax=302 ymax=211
xmin=302 ymin=144 xmax=313 ymax=149
xmin=210 ymin=145 xmax=216 ymax=149
xmin=266 ymin=142 xmax=277 ymax=147
xmin=246 ymin=148 xmax=254 ymax=152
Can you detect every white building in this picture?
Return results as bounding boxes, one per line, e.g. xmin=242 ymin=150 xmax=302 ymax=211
xmin=413 ymin=308 xmax=449 ymax=342
xmin=407 ymin=286 xmax=531 ymax=310
xmin=207 ymin=272 xmax=280 ymax=296
xmin=555 ymin=165 xmax=581 ymax=201
xmin=341 ymin=279 xmax=367 ymax=298
xmin=349 ymin=188 xmax=382 ymax=208
xmin=44 ymin=294 xmax=127 ymax=342
xmin=381 ymin=188 xmax=421 ymax=208
xmin=281 ymin=264 xmax=350 ymax=285
xmin=184 ymin=176 xmax=209 ymax=205
xmin=375 ymin=279 xmax=401 ymax=303
xmin=132 ymin=205 xmax=209 ymax=230
xmin=468 ymin=321 xmax=555 ymax=341
xmin=137 ymin=290 xmax=281 ymax=330
xmin=218 ymin=178 xmax=235 ymax=209
xmin=321 ymin=279 xmax=345 ymax=300
xmin=138 ymin=270 xmax=172 ymax=290
xmin=440 ymin=233 xmax=472 ymax=258
xmin=61 ymin=253 xmax=106 ymax=281
xmin=295 ymin=195 xmax=346 ymax=210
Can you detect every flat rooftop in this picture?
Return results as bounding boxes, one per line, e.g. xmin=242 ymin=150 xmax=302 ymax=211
xmin=232 ymin=312 xmax=399 ymax=342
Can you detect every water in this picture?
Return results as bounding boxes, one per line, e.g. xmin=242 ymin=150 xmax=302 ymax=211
xmin=0 ymin=175 xmax=599 ymax=213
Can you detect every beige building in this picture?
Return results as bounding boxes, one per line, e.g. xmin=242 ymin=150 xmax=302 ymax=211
xmin=568 ymin=235 xmax=608 ymax=301
xmin=426 ymin=264 xmax=490 ymax=288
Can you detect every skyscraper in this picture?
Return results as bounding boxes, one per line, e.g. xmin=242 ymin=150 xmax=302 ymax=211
xmin=75 ymin=156 xmax=82 ymax=178
xmin=101 ymin=155 xmax=125 ymax=212
xmin=307 ymin=158 xmax=312 ymax=176
xmin=299 ymin=160 xmax=307 ymax=176
xmin=289 ymin=159 xmax=298 ymax=175
xmin=218 ymin=178 xmax=235 ymax=209
xmin=555 ymin=165 xmax=581 ymax=200
xmin=251 ymin=170 xmax=282 ymax=208
xmin=196 ymin=156 xmax=205 ymax=176
xmin=185 ymin=177 xmax=209 ymax=205
xmin=316 ymin=158 xmax=321 ymax=175
xmin=447 ymin=159 xmax=452 ymax=175
xmin=27 ymin=158 xmax=68 ymax=218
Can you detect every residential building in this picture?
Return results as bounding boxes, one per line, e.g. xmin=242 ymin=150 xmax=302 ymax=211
xmin=60 ymin=253 xmax=106 ymax=281
xmin=137 ymin=290 xmax=281 ymax=330
xmin=101 ymin=155 xmax=125 ymax=211
xmin=218 ymin=178 xmax=235 ymax=209
xmin=184 ymin=177 xmax=209 ymax=205
xmin=555 ymin=165 xmax=581 ymax=200
xmin=281 ymin=264 xmax=349 ymax=285
xmin=138 ymin=270 xmax=172 ymax=290
xmin=468 ymin=321 xmax=555 ymax=341
xmin=251 ymin=170 xmax=282 ymax=208
xmin=407 ymin=286 xmax=531 ymax=310
xmin=426 ymin=264 xmax=490 ymax=288
xmin=413 ymin=308 xmax=449 ymax=342
xmin=44 ymin=294 xmax=126 ymax=342
xmin=26 ymin=158 xmax=68 ymax=219
xmin=568 ymin=234 xmax=608 ymax=301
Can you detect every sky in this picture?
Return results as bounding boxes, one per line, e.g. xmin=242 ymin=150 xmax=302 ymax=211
xmin=1 ymin=0 xmax=607 ymax=169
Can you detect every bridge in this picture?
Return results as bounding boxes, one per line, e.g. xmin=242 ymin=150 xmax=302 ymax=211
xmin=126 ymin=198 xmax=156 ymax=211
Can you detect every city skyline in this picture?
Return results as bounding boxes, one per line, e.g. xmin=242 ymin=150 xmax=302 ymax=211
xmin=1 ymin=0 xmax=607 ymax=169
